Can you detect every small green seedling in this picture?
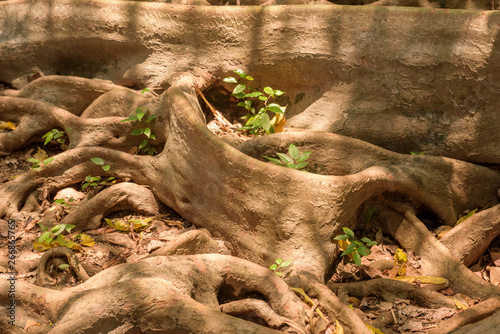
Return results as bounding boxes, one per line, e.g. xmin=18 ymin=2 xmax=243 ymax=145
xmin=410 ymin=151 xmax=424 ymax=155
xmin=28 ymin=157 xmax=55 ymax=170
xmin=224 ymin=69 xmax=286 ymax=135
xmin=264 ymin=144 xmax=312 ymax=171
xmin=269 ymin=258 xmax=293 ymax=276
xmin=121 ymin=105 xmax=157 ymax=155
xmin=82 ymin=157 xmax=116 ymax=189
xmin=53 ymin=198 xmax=75 ymax=207
xmin=42 ymin=128 xmax=71 ymax=150
xmin=36 ymin=223 xmax=75 ymax=247
xmin=334 ymin=227 xmax=377 ymax=266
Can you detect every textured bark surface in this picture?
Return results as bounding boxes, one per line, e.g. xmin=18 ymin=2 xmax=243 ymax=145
xmin=1 ymin=1 xmax=500 ymax=333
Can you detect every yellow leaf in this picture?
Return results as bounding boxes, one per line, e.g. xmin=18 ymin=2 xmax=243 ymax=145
xmin=270 ymin=113 xmax=286 ymax=133
xmin=337 ymin=238 xmax=354 ymax=261
xmin=334 ymin=319 xmax=344 ymax=334
xmin=33 ymin=241 xmax=52 ymax=252
xmin=366 ymin=324 xmax=385 ymax=334
xmin=394 ymin=248 xmax=407 ymax=265
xmin=33 ymin=147 xmax=48 ymax=162
xmin=0 ymin=121 xmax=16 ymax=130
xmin=8 ymin=174 xmax=22 ymax=181
xmin=455 ymin=209 xmax=477 ymax=226
xmin=78 ymin=234 xmax=95 ymax=247
xmin=290 ymin=287 xmax=314 ymax=306
xmin=105 ymin=217 xmax=151 ymax=232
xmin=417 ymin=276 xmax=448 ymax=285
xmin=449 ymin=296 xmax=468 ymax=310
xmin=397 ymin=263 xmax=407 ymax=277
xmin=393 ymin=276 xmax=416 ymax=283
xmin=436 ymin=225 xmax=452 ymax=239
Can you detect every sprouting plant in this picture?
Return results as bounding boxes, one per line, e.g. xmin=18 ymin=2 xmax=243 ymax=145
xmin=334 ymin=227 xmax=377 ymax=266
xmin=269 ymin=258 xmax=293 ymax=276
xmin=223 ymin=69 xmax=286 ymax=135
xmin=82 ymin=157 xmax=116 ymax=189
xmin=27 ymin=148 xmax=54 ymax=170
xmin=42 ymin=128 xmax=71 ymax=150
xmin=121 ymin=104 xmax=157 ymax=155
xmin=53 ymin=198 xmax=75 ymax=207
xmin=34 ymin=223 xmax=95 ymax=252
xmin=264 ymin=144 xmax=312 ymax=171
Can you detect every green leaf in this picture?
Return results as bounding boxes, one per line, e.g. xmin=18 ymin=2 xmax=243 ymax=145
xmin=38 ymin=223 xmax=48 ymax=232
xmin=277 ymin=153 xmax=294 ymax=164
xmin=264 ymin=156 xmax=283 ymax=165
xmin=245 ymin=76 xmax=254 ymax=81
xmin=91 ymin=157 xmax=105 ymax=165
xmin=367 ymin=241 xmax=377 ymax=247
xmin=281 ymin=260 xmax=293 ymax=267
xmin=297 ymin=151 xmax=312 ymax=163
xmin=264 ymin=86 xmax=274 ymax=96
xmin=294 ymin=161 xmax=309 ymax=170
xmin=141 ymin=88 xmax=151 ymax=94
xmin=357 ymin=244 xmax=369 ymax=256
xmin=244 ymin=100 xmax=252 ymax=110
xmin=43 ymin=157 xmax=55 ymax=165
xmin=269 ymin=264 xmax=278 ymax=270
xmin=139 ymin=139 xmax=149 ymax=150
xmin=27 ymin=158 xmax=40 ymax=164
xmin=130 ymin=129 xmax=144 ymax=136
xmin=245 ymin=92 xmax=262 ymax=98
xmin=65 ymin=224 xmax=75 ymax=233
xmin=456 ymin=209 xmax=477 ymax=226
xmin=102 ymin=165 xmax=110 ymax=172
xmin=274 ymin=90 xmax=285 ymax=96
xmin=341 ymin=243 xmax=356 ymax=257
xmin=352 ymin=250 xmax=361 ymax=266
xmin=268 ymin=106 xmax=283 ymax=114
xmin=232 ymin=84 xmax=246 ymax=95
xmin=275 ymin=272 xmax=284 ymax=276
xmin=360 ymin=237 xmax=372 ymax=244
xmin=237 ymin=102 xmax=246 ymax=107
xmin=259 ymin=95 xmax=268 ymax=101
xmin=342 ymin=227 xmax=355 ymax=238
xmin=38 ymin=231 xmax=51 ymax=243
xmin=232 ymin=92 xmax=245 ymax=99
xmin=410 ymin=151 xmax=424 ymax=155
xmin=51 ymin=225 xmax=64 ymax=236
xmin=223 ymin=77 xmax=238 ymax=84
xmin=136 ymin=112 xmax=145 ymax=121
xmin=233 ymin=69 xmax=247 ymax=79
xmin=121 ymin=115 xmax=138 ymax=122
xmin=145 ymin=115 xmax=156 ymax=123
xmin=333 ymin=234 xmax=349 ymax=240
xmin=43 ymin=132 xmax=54 ymax=145
xmin=261 ymin=113 xmax=271 ymax=133
xmin=287 ymin=163 xmax=298 ymax=169
xmin=58 ymin=264 xmax=70 ymax=270
xmin=288 ymin=144 xmax=300 ymax=160
xmin=144 ymin=128 xmax=152 ymax=138
xmin=275 ymin=258 xmax=283 ymax=265
xmin=54 ymin=199 xmax=65 ymax=204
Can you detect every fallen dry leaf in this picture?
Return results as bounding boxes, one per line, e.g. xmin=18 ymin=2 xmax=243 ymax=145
xmin=488 ymin=266 xmax=500 ymax=286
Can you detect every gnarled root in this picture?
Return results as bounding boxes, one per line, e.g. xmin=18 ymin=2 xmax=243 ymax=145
xmin=35 ymin=247 xmax=89 ymax=287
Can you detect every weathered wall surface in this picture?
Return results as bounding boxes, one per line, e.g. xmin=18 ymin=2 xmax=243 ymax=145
xmin=1 ymin=0 xmax=499 ymax=162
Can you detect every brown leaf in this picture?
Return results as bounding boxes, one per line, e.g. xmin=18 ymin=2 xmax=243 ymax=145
xmin=488 ymin=266 xmax=500 ymax=286
xmin=33 ymin=147 xmax=48 ymax=162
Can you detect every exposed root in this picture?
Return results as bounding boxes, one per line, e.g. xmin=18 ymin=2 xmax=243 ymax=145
xmin=328 ymin=278 xmax=456 ymax=309
xmin=220 ymin=299 xmax=307 ymax=334
xmin=379 ymin=204 xmax=500 ymax=299
xmin=146 ymin=229 xmax=227 ymax=258
xmin=60 ymin=182 xmax=159 ymax=231
xmin=428 ymin=297 xmax=500 ymax=334
xmin=2 ymin=254 xmax=308 ymax=333
xmin=301 ymin=274 xmax=372 ymax=334
xmin=35 ymin=247 xmax=89 ymax=287
xmin=440 ymin=203 xmax=500 ymax=267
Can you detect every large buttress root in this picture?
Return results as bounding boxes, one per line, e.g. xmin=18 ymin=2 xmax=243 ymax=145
xmin=1 ymin=75 xmax=500 ymax=332
xmin=1 ymin=254 xmax=308 ymax=333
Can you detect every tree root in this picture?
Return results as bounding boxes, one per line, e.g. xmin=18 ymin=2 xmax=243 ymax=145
xmin=328 ymin=278 xmax=456 ymax=309
xmin=440 ymin=203 xmax=500 ymax=267
xmin=60 ymin=182 xmax=159 ymax=231
xmin=2 ymin=254 xmax=308 ymax=333
xmin=35 ymin=247 xmax=89 ymax=287
xmin=378 ymin=204 xmax=500 ymax=299
xmin=146 ymin=229 xmax=227 ymax=258
xmin=428 ymin=297 xmax=500 ymax=334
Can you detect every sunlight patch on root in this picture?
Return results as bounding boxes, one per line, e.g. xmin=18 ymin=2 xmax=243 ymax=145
xmin=379 ymin=204 xmax=500 ymax=299
xmin=145 ymin=229 xmax=228 ymax=258
xmin=440 ymin=203 xmax=500 ymax=267
xmin=60 ymin=182 xmax=159 ymax=232
xmin=328 ymin=278 xmax=456 ymax=309
xmin=36 ymin=247 xmax=89 ymax=287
